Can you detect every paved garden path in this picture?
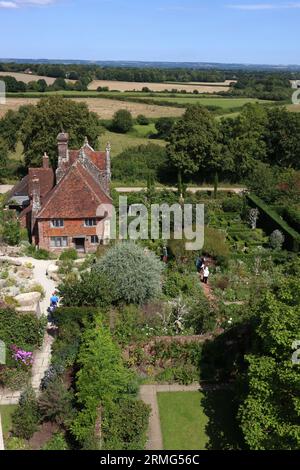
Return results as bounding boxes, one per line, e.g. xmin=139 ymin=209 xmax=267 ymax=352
xmin=0 ymin=257 xmax=57 ymax=404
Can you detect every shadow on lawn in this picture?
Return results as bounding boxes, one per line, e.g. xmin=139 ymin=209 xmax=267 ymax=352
xmin=200 ymin=389 xmax=244 ymax=450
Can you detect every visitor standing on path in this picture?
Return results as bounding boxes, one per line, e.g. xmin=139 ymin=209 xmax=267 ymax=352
xmin=203 ymin=265 xmax=210 ymax=284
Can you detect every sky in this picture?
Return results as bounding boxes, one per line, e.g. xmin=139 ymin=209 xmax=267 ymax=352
xmin=0 ymin=0 xmax=299 ymax=65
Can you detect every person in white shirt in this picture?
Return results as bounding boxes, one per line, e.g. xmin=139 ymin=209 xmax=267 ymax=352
xmin=203 ymin=266 xmax=210 ymax=284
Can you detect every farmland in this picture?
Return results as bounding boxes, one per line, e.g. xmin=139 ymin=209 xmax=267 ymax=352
xmin=0 ymin=96 xmax=184 ymax=119
xmin=88 ymin=79 xmax=233 ymax=93
xmin=0 ymin=71 xmax=75 ymax=85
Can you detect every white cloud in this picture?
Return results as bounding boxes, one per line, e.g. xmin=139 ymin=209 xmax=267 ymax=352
xmin=0 ymin=0 xmax=58 ymax=8
xmin=227 ymin=2 xmax=300 ymax=10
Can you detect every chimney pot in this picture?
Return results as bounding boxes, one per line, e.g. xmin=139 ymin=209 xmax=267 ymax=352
xmin=43 ymin=152 xmax=50 ymax=169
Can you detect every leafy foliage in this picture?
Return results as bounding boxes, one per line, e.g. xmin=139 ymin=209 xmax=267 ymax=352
xmin=95 ymin=242 xmax=163 ymax=305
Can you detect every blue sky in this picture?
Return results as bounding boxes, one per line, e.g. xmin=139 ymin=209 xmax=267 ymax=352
xmin=0 ymin=0 xmax=299 ymax=64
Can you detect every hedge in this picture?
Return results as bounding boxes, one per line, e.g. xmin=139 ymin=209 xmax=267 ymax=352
xmin=51 ymin=307 xmax=101 ymax=328
xmin=246 ymin=193 xmax=300 ymax=251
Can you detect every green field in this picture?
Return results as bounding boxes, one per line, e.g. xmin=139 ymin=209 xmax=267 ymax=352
xmin=157 ymin=391 xmax=242 ymax=450
xmin=101 ymin=125 xmax=166 ymax=157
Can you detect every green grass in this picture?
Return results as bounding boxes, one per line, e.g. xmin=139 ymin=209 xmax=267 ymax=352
xmin=0 ymin=405 xmax=17 ymax=439
xmin=133 ymin=96 xmax=273 ymax=108
xmin=101 ymin=126 xmax=166 ymax=158
xmin=157 ymin=391 xmax=242 ymax=450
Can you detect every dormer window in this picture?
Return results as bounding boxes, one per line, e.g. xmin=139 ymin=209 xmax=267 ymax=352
xmin=51 ymin=219 xmax=64 ymax=228
xmin=85 ymin=218 xmax=97 ymax=227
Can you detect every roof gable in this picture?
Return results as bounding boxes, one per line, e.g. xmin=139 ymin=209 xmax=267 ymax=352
xmin=37 ymin=161 xmax=112 ymax=219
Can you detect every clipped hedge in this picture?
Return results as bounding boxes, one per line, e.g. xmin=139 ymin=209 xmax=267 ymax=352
xmin=246 ymin=193 xmax=300 ymax=252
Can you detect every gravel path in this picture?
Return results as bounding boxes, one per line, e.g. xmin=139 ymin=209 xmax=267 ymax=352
xmin=0 ymin=257 xmax=57 ymax=404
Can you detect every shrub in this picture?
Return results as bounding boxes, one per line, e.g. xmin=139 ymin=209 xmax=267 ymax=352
xmin=38 ymin=378 xmax=74 ymax=426
xmin=112 ymin=144 xmax=168 ymax=183
xmin=222 ymin=196 xmax=244 ymax=213
xmin=0 ymin=307 xmax=45 ymax=350
xmin=0 ymin=367 xmax=29 ymax=391
xmin=42 ymin=433 xmax=69 ymax=450
xmin=155 ymin=117 xmax=174 ymax=139
xmin=203 ymin=226 xmax=230 ymax=261
xmin=25 ymin=245 xmax=53 ymax=260
xmin=111 ymin=109 xmax=133 ymax=133
xmin=0 ymin=211 xmax=21 ymax=246
xmin=137 ymin=114 xmax=149 ymax=125
xmin=95 ymin=242 xmax=163 ymax=305
xmin=59 ymin=248 xmax=78 ymax=261
xmin=58 ymin=270 xmax=114 ymax=308
xmin=270 ymin=230 xmax=285 ymax=250
xmin=103 ymin=398 xmax=150 ymax=450
xmin=12 ymin=387 xmax=40 ymax=439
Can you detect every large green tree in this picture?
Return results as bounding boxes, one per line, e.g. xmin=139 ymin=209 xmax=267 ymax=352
xmin=239 ymin=277 xmax=300 ymax=450
xmin=265 ymin=107 xmax=300 ymax=169
xmin=166 ymin=106 xmax=221 ymax=181
xmin=220 ymin=104 xmax=268 ymax=181
xmin=20 ymin=96 xmax=102 ymax=168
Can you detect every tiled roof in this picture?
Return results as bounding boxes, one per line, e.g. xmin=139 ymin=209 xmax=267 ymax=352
xmin=69 ymin=148 xmax=107 ymax=172
xmin=28 ymin=168 xmax=55 ymax=198
xmin=37 ymin=161 xmax=112 ymax=219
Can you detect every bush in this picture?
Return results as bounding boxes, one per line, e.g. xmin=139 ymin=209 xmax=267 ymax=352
xmin=111 ymin=109 xmax=133 ymax=133
xmin=0 ymin=307 xmax=45 ymax=350
xmin=59 ymin=248 xmax=78 ymax=261
xmin=112 ymin=144 xmax=168 ymax=183
xmin=137 ymin=114 xmax=150 ymax=126
xmin=0 ymin=367 xmax=29 ymax=391
xmin=25 ymin=245 xmax=53 ymax=260
xmin=203 ymin=226 xmax=230 ymax=261
xmin=12 ymin=387 xmax=40 ymax=439
xmin=155 ymin=117 xmax=174 ymax=139
xmin=95 ymin=242 xmax=163 ymax=305
xmin=270 ymin=230 xmax=285 ymax=250
xmin=58 ymin=270 xmax=115 ymax=308
xmin=38 ymin=378 xmax=74 ymax=426
xmin=42 ymin=432 xmax=69 ymax=450
xmin=0 ymin=211 xmax=21 ymax=246
xmin=103 ymin=398 xmax=150 ymax=450
xmin=222 ymin=196 xmax=244 ymax=213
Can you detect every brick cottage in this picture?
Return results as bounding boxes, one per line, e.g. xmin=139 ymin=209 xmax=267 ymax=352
xmin=7 ymin=133 xmax=112 ymax=253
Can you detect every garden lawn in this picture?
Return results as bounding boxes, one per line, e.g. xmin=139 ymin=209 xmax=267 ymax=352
xmin=157 ymin=391 xmax=242 ymax=450
xmin=0 ymin=405 xmax=17 ymax=440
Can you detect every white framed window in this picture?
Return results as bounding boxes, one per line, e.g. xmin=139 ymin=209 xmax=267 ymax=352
xmin=85 ymin=218 xmax=97 ymax=227
xmin=50 ymin=237 xmax=68 ymax=248
xmin=51 ymin=219 xmax=64 ymax=228
xmin=91 ymin=235 xmax=99 ymax=244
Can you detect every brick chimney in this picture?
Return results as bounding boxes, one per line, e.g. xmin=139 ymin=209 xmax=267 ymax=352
xmin=57 ymin=132 xmax=69 ymax=161
xmin=106 ymin=142 xmax=111 ymax=182
xmin=43 ymin=152 xmax=50 ymax=169
xmin=32 ymin=178 xmax=41 ymax=214
xmin=56 ymin=132 xmax=69 ymax=183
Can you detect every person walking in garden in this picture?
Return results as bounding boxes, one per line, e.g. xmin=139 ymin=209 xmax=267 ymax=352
xmin=203 ymin=265 xmax=210 ymax=284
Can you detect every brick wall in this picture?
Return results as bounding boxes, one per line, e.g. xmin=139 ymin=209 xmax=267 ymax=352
xmin=37 ymin=219 xmax=102 ymax=253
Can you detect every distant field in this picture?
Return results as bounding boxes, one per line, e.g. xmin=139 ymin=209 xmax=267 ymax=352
xmin=0 ymin=71 xmax=75 ymax=85
xmin=132 ymin=96 xmax=273 ymax=109
xmin=287 ymin=104 xmax=300 ymax=112
xmin=0 ymin=96 xmax=184 ymax=119
xmin=88 ymin=80 xmax=232 ymax=93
